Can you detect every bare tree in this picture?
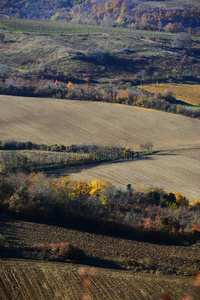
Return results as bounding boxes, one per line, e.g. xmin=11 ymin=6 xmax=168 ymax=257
xmin=0 ymin=33 xmax=5 ymax=43
xmin=172 ymin=33 xmax=192 ymax=49
xmin=140 ymin=142 xmax=153 ymax=152
xmin=86 ymin=47 xmax=109 ymax=63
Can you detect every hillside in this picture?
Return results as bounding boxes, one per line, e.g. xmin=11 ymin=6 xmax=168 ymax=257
xmin=141 ymin=84 xmax=200 ymax=107
xmin=0 ymin=95 xmax=200 ymax=199
xmin=0 ymin=5 xmax=200 ymax=299
xmin=0 ymin=19 xmax=200 ymax=97
xmin=0 ymin=0 xmax=200 ymax=33
xmin=0 ymin=95 xmax=200 ymax=149
xmin=1 ymin=218 xmax=200 ymax=299
xmin=53 ymin=149 xmax=200 ymax=200
xmin=1 ymin=259 xmax=198 ymax=300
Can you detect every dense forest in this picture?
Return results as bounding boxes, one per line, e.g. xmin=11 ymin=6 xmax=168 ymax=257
xmin=0 ymin=0 xmax=200 ymax=34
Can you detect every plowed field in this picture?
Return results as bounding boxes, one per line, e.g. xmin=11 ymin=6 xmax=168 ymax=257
xmin=54 ymin=149 xmax=200 ymax=200
xmin=0 ymin=259 xmax=198 ymax=300
xmin=0 ymin=95 xmax=200 ymax=199
xmin=1 ymin=218 xmax=200 ymax=300
xmin=0 ymin=95 xmax=200 ymax=150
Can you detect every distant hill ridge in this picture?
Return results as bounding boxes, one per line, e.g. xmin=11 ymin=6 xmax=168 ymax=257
xmin=0 ymin=0 xmax=200 ymax=33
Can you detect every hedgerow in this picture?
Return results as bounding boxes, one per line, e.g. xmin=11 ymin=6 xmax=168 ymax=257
xmin=0 ymin=143 xmax=143 ymax=173
xmin=0 ymin=77 xmax=199 ymax=119
xmin=0 ymin=172 xmax=199 ymax=244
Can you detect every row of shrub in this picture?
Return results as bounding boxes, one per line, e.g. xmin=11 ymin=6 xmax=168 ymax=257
xmin=0 ymin=144 xmax=143 ymax=173
xmin=0 ymin=171 xmax=200 ymax=244
xmin=0 ymin=140 xmax=135 ymax=153
xmin=0 ymin=77 xmax=199 ymax=119
xmin=0 ymin=234 xmax=85 ymax=262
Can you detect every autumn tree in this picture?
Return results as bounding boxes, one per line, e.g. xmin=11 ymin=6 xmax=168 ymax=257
xmin=175 ymin=192 xmax=189 ymax=207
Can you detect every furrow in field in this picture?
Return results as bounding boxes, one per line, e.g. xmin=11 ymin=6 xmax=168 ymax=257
xmin=87 ymin=276 xmax=110 ymax=300
xmin=61 ymin=271 xmax=83 ymax=299
xmin=57 ymin=271 xmax=80 ymax=300
xmin=0 ymin=269 xmax=10 ymax=300
xmin=40 ymin=266 xmax=70 ymax=300
xmin=10 ymin=267 xmax=32 ymax=300
xmin=17 ymin=266 xmax=40 ymax=299
xmin=66 ymin=154 xmax=200 ymax=200
xmin=21 ymin=265 xmax=50 ymax=300
xmin=0 ymin=95 xmax=200 ymax=150
xmin=89 ymin=275 xmax=117 ymax=300
xmin=1 ymin=266 xmax=22 ymax=300
xmin=0 ymin=260 xmax=198 ymax=299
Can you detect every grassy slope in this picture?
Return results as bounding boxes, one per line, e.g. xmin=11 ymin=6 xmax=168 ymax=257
xmin=0 ymin=95 xmax=200 ymax=199
xmin=0 ymin=22 xmax=200 ymax=85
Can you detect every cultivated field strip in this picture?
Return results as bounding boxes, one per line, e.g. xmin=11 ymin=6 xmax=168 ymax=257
xmin=0 ymin=260 xmax=197 ymax=300
xmin=55 ymin=152 xmax=200 ymax=200
xmin=1 ymin=95 xmax=200 ymax=198
xmin=0 ymin=95 xmax=200 ymax=150
xmin=141 ymin=84 xmax=200 ymax=107
xmin=0 ymin=18 xmax=176 ymax=39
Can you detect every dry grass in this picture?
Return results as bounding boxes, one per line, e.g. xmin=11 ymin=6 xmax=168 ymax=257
xmin=141 ymin=84 xmax=200 ymax=106
xmin=0 ymin=24 xmax=200 ymax=86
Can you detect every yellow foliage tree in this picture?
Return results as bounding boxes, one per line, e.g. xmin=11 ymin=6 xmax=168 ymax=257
xmin=121 ymin=146 xmax=131 ymax=158
xmin=72 ymin=180 xmax=92 ymax=198
xmin=116 ymin=15 xmax=125 ymax=26
xmin=90 ymin=180 xmax=110 ymax=197
xmin=175 ymin=192 xmax=189 ymax=207
xmin=50 ymin=12 xmax=60 ymax=21
xmin=190 ymin=199 xmax=200 ymax=209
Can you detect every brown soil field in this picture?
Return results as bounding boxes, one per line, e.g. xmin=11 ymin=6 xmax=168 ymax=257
xmin=1 ymin=94 xmax=200 ymax=200
xmin=53 ymin=149 xmax=200 ymax=200
xmin=0 ymin=259 xmax=198 ymax=300
xmin=1 ymin=218 xmax=200 ymax=299
xmin=0 ymin=95 xmax=200 ymax=150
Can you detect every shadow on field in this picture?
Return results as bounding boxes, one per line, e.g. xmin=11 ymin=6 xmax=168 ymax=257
xmin=47 ymin=156 xmax=153 ymax=177
xmin=0 ymin=213 xmax=186 ymax=249
xmin=155 ymin=153 xmax=178 ymax=156
xmin=83 ymin=256 xmax=124 ymax=270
